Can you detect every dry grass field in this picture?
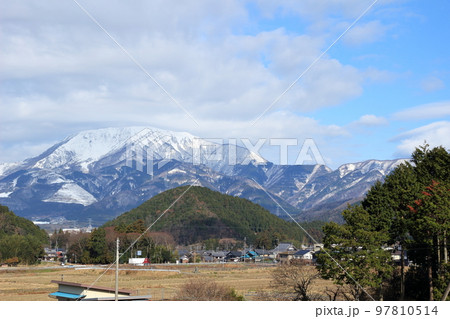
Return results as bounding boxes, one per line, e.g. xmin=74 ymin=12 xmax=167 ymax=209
xmin=0 ymin=262 xmax=336 ymax=301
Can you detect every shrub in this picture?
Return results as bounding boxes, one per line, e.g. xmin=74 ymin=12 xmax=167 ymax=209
xmin=175 ymin=278 xmax=244 ymax=301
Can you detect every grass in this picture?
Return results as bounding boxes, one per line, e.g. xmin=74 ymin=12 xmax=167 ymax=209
xmin=0 ymin=263 xmax=335 ymax=301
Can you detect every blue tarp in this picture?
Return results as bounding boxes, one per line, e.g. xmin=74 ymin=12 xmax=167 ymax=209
xmin=49 ymin=291 xmax=86 ymax=300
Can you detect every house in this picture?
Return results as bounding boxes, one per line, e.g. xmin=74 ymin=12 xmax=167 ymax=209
xmin=200 ymin=251 xmax=227 ymax=262
xmin=43 ymin=248 xmax=66 ymax=262
xmin=241 ymin=250 xmax=259 ymax=262
xmin=253 ymin=249 xmax=274 ymax=262
xmin=225 ymin=251 xmax=242 ymax=262
xmin=293 ymin=250 xmax=314 ymax=260
xmin=62 ymin=228 xmax=81 ymax=234
xmin=179 ymin=254 xmax=190 ymax=263
xmin=128 ymin=258 xmax=150 ymax=266
xmin=211 ymin=251 xmax=227 ymax=262
xmin=176 ymin=249 xmax=190 ymax=263
xmin=49 ymin=280 xmax=151 ymax=301
xmin=270 ymin=242 xmax=297 ymax=259
xmin=254 ymin=249 xmax=270 ymax=257
xmin=278 ymin=251 xmax=297 ymax=264
xmin=271 ymin=242 xmax=297 ymax=253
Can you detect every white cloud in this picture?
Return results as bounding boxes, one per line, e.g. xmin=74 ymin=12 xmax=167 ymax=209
xmin=343 ymin=20 xmax=390 ymax=46
xmin=0 ymin=1 xmax=372 ymax=124
xmin=253 ymin=0 xmax=381 ymax=21
xmin=0 ymin=0 xmax=400 ymax=165
xmin=393 ymin=121 xmax=450 ymax=157
xmin=420 ymin=76 xmax=445 ymax=92
xmin=352 ymin=114 xmax=389 ymax=127
xmin=393 ymin=101 xmax=450 ymax=121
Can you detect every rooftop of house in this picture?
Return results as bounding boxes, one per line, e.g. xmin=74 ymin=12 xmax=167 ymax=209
xmin=272 ymin=243 xmax=297 ymax=252
xmin=294 ymin=250 xmax=313 ymax=256
xmin=227 ymin=251 xmax=242 ymax=257
xmin=51 ymin=280 xmax=134 ymax=295
xmin=211 ymin=251 xmax=227 ymax=257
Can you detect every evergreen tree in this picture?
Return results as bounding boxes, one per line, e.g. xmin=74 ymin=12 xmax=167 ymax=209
xmin=318 ymin=145 xmax=450 ymax=301
xmin=407 ymin=180 xmax=450 ymax=300
xmin=317 ymin=205 xmax=393 ymax=300
xmin=83 ymin=228 xmax=111 ymax=264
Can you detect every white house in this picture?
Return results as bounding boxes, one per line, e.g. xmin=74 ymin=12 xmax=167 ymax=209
xmin=293 ymin=250 xmax=314 ymax=260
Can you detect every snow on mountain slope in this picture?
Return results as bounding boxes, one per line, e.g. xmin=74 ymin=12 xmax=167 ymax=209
xmin=298 ymin=159 xmax=409 ymax=210
xmin=0 ymin=192 xmax=12 ymax=198
xmin=33 ymin=127 xmax=146 ymax=172
xmin=338 ymin=159 xmax=408 ymax=178
xmin=43 ymin=183 xmax=97 ymax=206
xmin=0 ymin=162 xmax=20 ymax=177
xmin=31 ymin=126 xmax=267 ymax=174
xmin=0 ymin=126 xmax=409 ymax=223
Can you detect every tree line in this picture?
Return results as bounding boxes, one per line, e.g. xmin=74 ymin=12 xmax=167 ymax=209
xmin=66 ymin=221 xmax=177 ymax=264
xmin=316 ymin=145 xmax=450 ymax=301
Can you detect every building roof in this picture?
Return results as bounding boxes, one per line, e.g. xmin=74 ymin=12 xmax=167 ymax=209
xmin=211 ymin=251 xmax=227 ymax=257
xmin=51 ymin=280 xmax=133 ymax=295
xmin=82 ymin=295 xmax=152 ymax=301
xmin=177 ymin=249 xmax=189 ymax=256
xmin=294 ymin=250 xmax=313 ymax=256
xmin=227 ymin=251 xmax=242 ymax=257
xmin=49 ymin=291 xmax=86 ymax=300
xmin=272 ymin=243 xmax=297 ymax=253
xmin=242 ymin=250 xmax=259 ymax=258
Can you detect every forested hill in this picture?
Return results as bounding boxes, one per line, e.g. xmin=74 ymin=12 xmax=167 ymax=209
xmin=0 ymin=205 xmax=48 ymax=242
xmin=104 ymin=186 xmax=321 ymax=246
xmin=0 ymin=205 xmax=48 ymax=264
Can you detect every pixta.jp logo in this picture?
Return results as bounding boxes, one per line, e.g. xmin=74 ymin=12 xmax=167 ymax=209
xmin=125 ymin=138 xmax=324 ymax=177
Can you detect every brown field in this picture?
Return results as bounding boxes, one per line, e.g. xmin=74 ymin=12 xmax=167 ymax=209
xmin=0 ymin=262 xmax=336 ymax=301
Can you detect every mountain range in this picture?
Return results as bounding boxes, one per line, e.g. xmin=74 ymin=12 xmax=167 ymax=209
xmin=0 ymin=126 xmax=407 ymax=225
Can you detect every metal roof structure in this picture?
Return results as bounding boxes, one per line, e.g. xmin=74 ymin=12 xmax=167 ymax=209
xmin=49 ymin=291 xmax=86 ymax=300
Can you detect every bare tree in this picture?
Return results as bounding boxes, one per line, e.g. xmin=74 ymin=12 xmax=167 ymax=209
xmin=175 ymin=278 xmax=243 ymax=301
xmin=271 ymin=260 xmax=320 ymax=301
xmin=325 ymin=286 xmax=343 ymax=301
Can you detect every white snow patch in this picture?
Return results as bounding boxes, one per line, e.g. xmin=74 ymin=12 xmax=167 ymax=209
xmin=0 ymin=162 xmax=20 ymax=176
xmin=0 ymin=192 xmax=12 ymax=198
xmin=168 ymin=168 xmax=187 ymax=175
xmin=43 ymin=183 xmax=97 ymax=206
xmin=338 ymin=163 xmax=356 ymax=178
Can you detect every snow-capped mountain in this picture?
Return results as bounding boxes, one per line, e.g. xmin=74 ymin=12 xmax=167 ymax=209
xmin=25 ymin=127 xmax=265 ymax=174
xmin=0 ymin=126 xmax=407 ymax=224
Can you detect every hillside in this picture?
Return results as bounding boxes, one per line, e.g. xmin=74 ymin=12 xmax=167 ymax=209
xmin=104 ymin=186 xmax=315 ymax=246
xmin=0 ymin=205 xmax=48 ymax=264
xmin=0 ymin=205 xmax=48 ymax=242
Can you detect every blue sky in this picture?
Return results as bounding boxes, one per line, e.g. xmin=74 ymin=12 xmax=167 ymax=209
xmin=0 ymin=0 xmax=449 ymax=168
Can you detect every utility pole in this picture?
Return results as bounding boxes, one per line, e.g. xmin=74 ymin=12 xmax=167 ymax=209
xmin=115 ymin=237 xmax=119 ymax=302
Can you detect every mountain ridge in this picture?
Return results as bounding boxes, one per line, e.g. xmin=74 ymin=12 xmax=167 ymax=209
xmin=0 ymin=126 xmax=408 ymax=224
